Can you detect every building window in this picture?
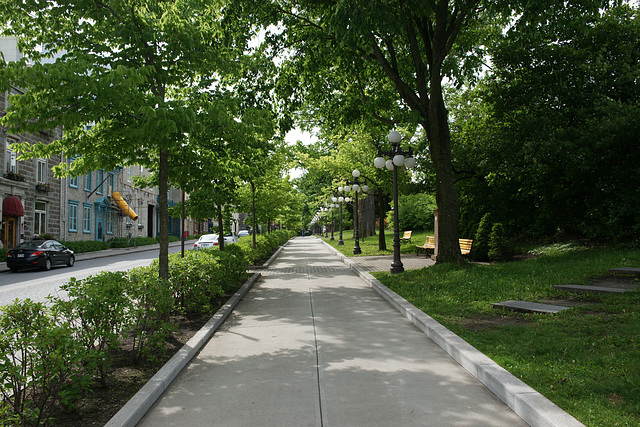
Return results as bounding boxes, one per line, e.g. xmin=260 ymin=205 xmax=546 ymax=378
xmin=83 ymin=173 xmax=91 ymax=191
xmin=107 ymin=172 xmax=114 ymax=195
xmin=5 ymin=137 xmax=18 ymax=173
xmin=106 ymin=210 xmax=114 ymax=235
xmin=36 ymin=159 xmax=47 ymax=183
xmin=96 ymin=169 xmax=104 ymax=194
xmin=69 ymin=175 xmax=79 ymax=188
xmin=69 ymin=201 xmax=79 ymax=232
xmin=83 ymin=204 xmax=91 ymax=233
xmin=34 ymin=201 xmax=47 ymax=235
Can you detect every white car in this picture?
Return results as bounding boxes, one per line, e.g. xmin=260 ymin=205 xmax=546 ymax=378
xmin=193 ymin=232 xmax=238 ymax=249
xmin=238 ymin=229 xmax=250 ymax=238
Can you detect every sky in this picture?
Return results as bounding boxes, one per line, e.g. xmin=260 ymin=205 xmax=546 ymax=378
xmin=285 ymin=128 xmax=317 ymax=179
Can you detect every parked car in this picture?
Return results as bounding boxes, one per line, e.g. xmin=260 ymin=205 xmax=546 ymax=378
xmin=238 ymin=229 xmax=250 ymax=238
xmin=193 ymin=232 xmax=238 ymax=249
xmin=6 ymin=240 xmax=75 ymax=272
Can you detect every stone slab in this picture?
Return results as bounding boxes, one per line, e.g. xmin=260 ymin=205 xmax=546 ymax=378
xmin=609 ymin=267 xmax=640 ymax=276
xmin=492 ymin=300 xmax=569 ymax=314
xmin=553 ymin=284 xmax=630 ymax=294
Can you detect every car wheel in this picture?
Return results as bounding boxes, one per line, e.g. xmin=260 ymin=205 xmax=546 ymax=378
xmin=43 ymin=258 xmax=52 ymax=271
xmin=67 ymin=255 xmax=75 ymax=267
xmin=9 ymin=267 xmax=18 ymax=272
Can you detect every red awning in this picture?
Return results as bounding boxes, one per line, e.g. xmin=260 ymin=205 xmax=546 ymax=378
xmin=3 ymin=195 xmax=25 ymax=217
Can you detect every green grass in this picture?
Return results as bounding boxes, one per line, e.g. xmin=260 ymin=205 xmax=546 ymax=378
xmin=372 ymin=247 xmax=640 ymax=426
xmin=322 ymin=229 xmax=433 ymax=257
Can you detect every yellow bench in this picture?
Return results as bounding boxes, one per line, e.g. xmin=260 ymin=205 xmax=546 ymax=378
xmin=400 ymin=230 xmax=412 ymax=244
xmin=416 ymin=236 xmax=473 ymax=256
xmin=459 ymin=238 xmax=473 ymax=255
xmin=416 ymin=235 xmax=435 ymax=256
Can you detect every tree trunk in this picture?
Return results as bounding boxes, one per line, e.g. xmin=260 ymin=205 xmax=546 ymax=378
xmin=158 ymin=149 xmax=169 ymax=281
xmin=377 ymin=189 xmax=387 ymax=251
xmin=217 ymin=204 xmax=225 ymax=249
xmin=361 ymin=194 xmax=376 ymax=238
xmin=425 ymin=73 xmax=461 ymax=263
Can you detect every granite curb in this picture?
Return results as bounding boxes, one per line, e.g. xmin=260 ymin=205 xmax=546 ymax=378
xmin=318 ymin=238 xmax=584 ymax=427
xmin=105 ymin=241 xmax=291 ymax=426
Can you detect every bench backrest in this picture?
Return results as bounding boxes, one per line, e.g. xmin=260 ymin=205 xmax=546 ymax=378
xmin=424 ymin=235 xmax=435 ymax=245
xmin=402 ymin=231 xmax=412 ymax=239
xmin=459 ymin=239 xmax=473 ymax=255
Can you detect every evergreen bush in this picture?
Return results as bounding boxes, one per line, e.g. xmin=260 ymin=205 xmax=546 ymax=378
xmin=471 ymin=213 xmax=492 ymax=261
xmin=488 ymin=222 xmax=511 ymax=261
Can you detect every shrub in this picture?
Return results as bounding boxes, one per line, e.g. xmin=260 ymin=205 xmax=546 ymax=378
xmin=385 ymin=193 xmax=437 ymax=231
xmin=488 ymin=222 xmax=511 ymax=261
xmin=0 ymin=299 xmax=89 ymax=426
xmin=125 ymin=266 xmax=175 ymax=362
xmin=61 ymin=240 xmax=109 ymax=253
xmin=161 ymin=250 xmax=227 ymax=316
xmin=0 ymin=248 xmax=6 ymax=263
xmin=471 ymin=213 xmax=492 ymax=262
xmin=52 ymin=272 xmax=134 ymax=384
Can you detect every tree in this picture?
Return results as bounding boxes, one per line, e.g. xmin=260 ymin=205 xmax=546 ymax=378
xmin=452 ymin=4 xmax=640 ymax=241
xmin=236 ymin=0 xmax=506 ymax=263
xmin=0 ymin=0 xmax=243 ymax=280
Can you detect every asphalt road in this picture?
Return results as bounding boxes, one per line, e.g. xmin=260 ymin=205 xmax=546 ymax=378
xmin=0 ymin=244 xmax=189 ymax=306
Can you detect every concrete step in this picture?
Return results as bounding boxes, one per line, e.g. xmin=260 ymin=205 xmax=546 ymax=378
xmin=609 ymin=267 xmax=640 ymax=276
xmin=492 ymin=300 xmax=570 ymax=314
xmin=553 ymin=284 xmax=630 ymax=294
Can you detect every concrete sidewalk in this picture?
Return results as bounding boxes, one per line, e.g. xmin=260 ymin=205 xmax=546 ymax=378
xmin=137 ymin=237 xmax=538 ymax=426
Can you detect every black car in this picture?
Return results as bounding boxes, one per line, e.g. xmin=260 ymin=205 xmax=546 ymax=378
xmin=6 ymin=240 xmax=75 ymax=272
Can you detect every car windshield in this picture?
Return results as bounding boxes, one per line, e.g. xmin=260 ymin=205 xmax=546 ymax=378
xmin=15 ymin=241 xmax=45 ymax=249
xmin=200 ymin=235 xmax=219 ymax=242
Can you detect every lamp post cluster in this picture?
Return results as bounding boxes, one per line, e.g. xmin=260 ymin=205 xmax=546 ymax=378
xmin=331 ymin=190 xmax=350 ymax=245
xmin=342 ymin=170 xmax=369 ymax=255
xmin=374 ymin=130 xmax=416 ymax=274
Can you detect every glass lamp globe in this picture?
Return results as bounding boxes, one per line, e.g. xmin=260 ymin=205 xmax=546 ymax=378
xmin=393 ymin=154 xmax=405 ymax=167
xmin=388 ymin=130 xmax=402 ymax=144
xmin=352 ymin=184 xmax=360 ymax=192
xmin=338 ymin=196 xmax=344 ymax=202
xmin=362 ymin=184 xmax=369 ymax=193
xmin=374 ymin=156 xmax=386 ymax=169
xmin=385 ymin=159 xmax=394 ymax=170
xmin=332 ymin=196 xmax=337 ymax=203
xmin=404 ymin=157 xmax=416 ymax=169
xmin=343 ymin=185 xmax=351 ymax=192
xmin=352 ymin=169 xmax=360 ymax=178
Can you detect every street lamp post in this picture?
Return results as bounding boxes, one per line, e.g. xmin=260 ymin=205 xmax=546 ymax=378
xmin=335 ymin=189 xmax=349 ymax=245
xmin=374 ymin=130 xmax=416 ymax=274
xmin=330 ymin=200 xmax=337 ymax=241
xmin=344 ymin=170 xmax=370 ymax=255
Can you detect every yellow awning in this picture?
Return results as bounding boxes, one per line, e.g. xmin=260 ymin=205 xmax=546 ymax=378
xmin=111 ymin=191 xmax=139 ymax=221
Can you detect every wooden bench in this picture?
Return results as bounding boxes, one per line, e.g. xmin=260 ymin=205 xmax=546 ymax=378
xmin=459 ymin=238 xmax=473 ymax=256
xmin=416 ymin=235 xmax=435 ymax=256
xmin=416 ymin=237 xmax=473 ymax=256
xmin=400 ymin=230 xmax=412 ymax=244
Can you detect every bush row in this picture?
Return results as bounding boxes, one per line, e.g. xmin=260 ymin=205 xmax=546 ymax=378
xmin=0 ymin=232 xmax=292 ymax=426
xmin=236 ymin=230 xmax=297 ymax=265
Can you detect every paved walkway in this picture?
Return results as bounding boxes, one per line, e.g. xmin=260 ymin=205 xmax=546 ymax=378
xmin=138 ymin=237 xmax=528 ymax=426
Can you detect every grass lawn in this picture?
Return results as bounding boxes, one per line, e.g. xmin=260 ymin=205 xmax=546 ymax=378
xmin=322 ymin=229 xmax=434 ymax=256
xmin=361 ymin=243 xmax=640 ymax=427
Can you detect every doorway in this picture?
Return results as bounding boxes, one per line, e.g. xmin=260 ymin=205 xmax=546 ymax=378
xmin=2 ymin=216 xmax=17 ymax=250
xmin=147 ymin=204 xmax=154 ymax=238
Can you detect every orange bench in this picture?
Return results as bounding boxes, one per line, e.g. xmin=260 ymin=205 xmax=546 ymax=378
xmin=416 ymin=235 xmax=435 ymax=256
xmin=416 ymin=236 xmax=473 ymax=256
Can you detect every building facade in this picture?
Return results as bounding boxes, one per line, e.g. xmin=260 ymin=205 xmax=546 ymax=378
xmin=0 ymin=89 xmax=63 ymax=249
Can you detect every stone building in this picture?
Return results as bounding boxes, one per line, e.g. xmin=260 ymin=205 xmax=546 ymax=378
xmin=0 ymin=88 xmax=63 ymax=249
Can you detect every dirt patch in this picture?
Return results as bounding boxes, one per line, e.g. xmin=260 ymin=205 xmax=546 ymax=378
xmin=49 ymin=313 xmax=211 ymax=426
xmin=459 ymin=314 xmax=532 ymax=332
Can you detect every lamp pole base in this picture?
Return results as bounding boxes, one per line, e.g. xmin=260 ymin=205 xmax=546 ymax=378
xmin=390 ymin=263 xmax=404 ymax=274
